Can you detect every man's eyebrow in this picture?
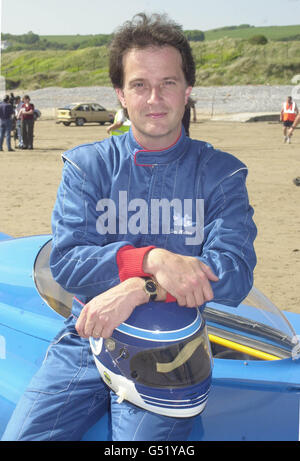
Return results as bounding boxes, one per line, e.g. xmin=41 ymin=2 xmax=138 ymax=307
xmin=131 ymin=78 xmax=144 ymax=81
xmin=128 ymin=76 xmax=179 ymax=85
xmin=162 ymin=76 xmax=179 ymax=80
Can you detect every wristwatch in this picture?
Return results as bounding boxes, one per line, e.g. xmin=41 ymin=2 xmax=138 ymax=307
xmin=143 ymin=277 xmax=158 ymax=301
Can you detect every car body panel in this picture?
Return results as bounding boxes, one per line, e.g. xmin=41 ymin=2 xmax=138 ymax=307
xmin=1 ymin=234 xmax=300 ymax=441
xmin=56 ymin=102 xmax=115 ymax=126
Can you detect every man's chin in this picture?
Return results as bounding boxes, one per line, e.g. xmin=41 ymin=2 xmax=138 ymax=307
xmin=132 ymin=126 xmax=182 ymax=149
xmin=138 ymin=121 xmax=181 ymax=137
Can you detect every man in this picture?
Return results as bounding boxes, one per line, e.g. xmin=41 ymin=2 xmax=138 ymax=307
xmin=18 ymin=95 xmax=35 ymax=149
xmin=0 ymin=95 xmax=14 ymax=152
xmin=280 ymin=96 xmax=298 ymax=144
xmin=2 ymin=13 xmax=257 ymax=441
xmin=106 ymin=106 xmax=131 ymax=136
xmin=182 ymin=96 xmax=196 ymax=136
xmin=14 ymin=96 xmax=24 ymax=148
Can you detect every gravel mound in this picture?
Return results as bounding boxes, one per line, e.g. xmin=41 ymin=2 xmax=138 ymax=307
xmin=18 ymin=84 xmax=300 ymax=116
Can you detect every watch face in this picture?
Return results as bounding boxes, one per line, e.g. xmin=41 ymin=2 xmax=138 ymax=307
xmin=146 ymin=280 xmax=156 ymax=293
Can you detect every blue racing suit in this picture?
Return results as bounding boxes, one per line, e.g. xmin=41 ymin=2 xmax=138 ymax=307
xmin=2 ymin=128 xmax=256 ymax=441
xmin=50 ymin=128 xmax=256 ymax=312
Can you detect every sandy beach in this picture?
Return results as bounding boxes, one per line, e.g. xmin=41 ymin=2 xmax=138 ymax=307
xmin=1 ymin=118 xmax=299 ymax=313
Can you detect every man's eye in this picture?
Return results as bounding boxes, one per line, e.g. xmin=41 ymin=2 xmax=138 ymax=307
xmin=162 ymin=80 xmax=176 ymax=88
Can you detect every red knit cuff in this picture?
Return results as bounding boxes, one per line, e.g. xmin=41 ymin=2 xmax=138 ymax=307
xmin=165 ymin=292 xmax=177 ymax=303
xmin=117 ymin=245 xmax=156 ymax=281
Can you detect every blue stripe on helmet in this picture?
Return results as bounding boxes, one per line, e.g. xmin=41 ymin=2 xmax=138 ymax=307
xmin=115 ymin=309 xmax=202 ymax=342
xmin=141 ymin=393 xmax=209 ymax=409
xmin=139 ymin=388 xmax=210 ymax=405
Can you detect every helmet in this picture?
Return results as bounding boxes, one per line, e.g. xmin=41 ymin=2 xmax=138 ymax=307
xmin=90 ymin=301 xmax=213 ymax=418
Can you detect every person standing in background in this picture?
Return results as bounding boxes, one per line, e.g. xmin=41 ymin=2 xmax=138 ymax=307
xmin=18 ymin=95 xmax=35 ymax=150
xmin=14 ymin=96 xmax=24 ymax=149
xmin=106 ymin=106 xmax=131 ymax=136
xmin=182 ymin=97 xmax=196 ymax=136
xmin=280 ymin=96 xmax=298 ymax=144
xmin=0 ymin=95 xmax=14 ymax=152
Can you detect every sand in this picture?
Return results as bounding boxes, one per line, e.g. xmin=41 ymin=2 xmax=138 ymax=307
xmin=1 ymin=118 xmax=299 ymax=313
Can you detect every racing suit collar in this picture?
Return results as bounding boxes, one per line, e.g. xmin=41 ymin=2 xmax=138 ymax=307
xmin=127 ymin=126 xmax=190 ymax=166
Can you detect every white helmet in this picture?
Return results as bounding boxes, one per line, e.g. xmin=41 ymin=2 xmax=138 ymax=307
xmin=90 ymin=301 xmax=212 ymax=418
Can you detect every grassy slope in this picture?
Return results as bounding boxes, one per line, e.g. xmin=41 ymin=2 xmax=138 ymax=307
xmin=40 ymin=25 xmax=300 ymax=43
xmin=1 ymin=47 xmax=111 ymax=88
xmin=40 ymin=34 xmax=96 ymax=44
xmin=192 ymin=38 xmax=300 ymax=85
xmin=2 ymin=25 xmax=300 ymax=89
xmin=204 ymin=24 xmax=300 ymax=41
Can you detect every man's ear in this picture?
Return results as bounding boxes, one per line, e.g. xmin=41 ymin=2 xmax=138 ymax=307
xmin=185 ymin=86 xmax=193 ymax=105
xmin=115 ymin=88 xmax=127 ymax=108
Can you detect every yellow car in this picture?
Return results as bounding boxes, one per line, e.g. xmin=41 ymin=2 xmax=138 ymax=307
xmin=56 ymin=102 xmax=115 ymax=126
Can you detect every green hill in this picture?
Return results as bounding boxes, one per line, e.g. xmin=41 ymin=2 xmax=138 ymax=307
xmin=204 ymin=24 xmax=300 ymax=41
xmin=192 ymin=37 xmax=300 ymax=85
xmin=2 ymin=31 xmax=300 ymax=89
xmin=38 ymin=24 xmax=300 ymax=44
xmin=1 ymin=47 xmax=111 ymax=89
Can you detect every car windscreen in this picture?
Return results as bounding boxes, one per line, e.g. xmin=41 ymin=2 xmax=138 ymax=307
xmin=205 ymin=286 xmax=299 ymax=358
xmin=33 ymin=239 xmax=73 ymax=318
xmin=61 ymin=104 xmax=77 ymax=110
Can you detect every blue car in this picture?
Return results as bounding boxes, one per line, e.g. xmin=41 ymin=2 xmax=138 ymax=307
xmin=1 ymin=232 xmax=300 ymax=441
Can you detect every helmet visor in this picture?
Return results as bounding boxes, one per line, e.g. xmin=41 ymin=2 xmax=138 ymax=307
xmin=105 ymin=326 xmax=212 ymax=388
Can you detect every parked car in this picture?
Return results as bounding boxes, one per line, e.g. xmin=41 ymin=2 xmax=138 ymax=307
xmin=1 ymin=232 xmax=300 ymax=441
xmin=56 ymin=102 xmax=115 ymax=126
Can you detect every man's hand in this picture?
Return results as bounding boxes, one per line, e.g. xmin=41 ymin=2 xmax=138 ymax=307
xmin=143 ymin=248 xmax=219 ymax=308
xmin=75 ymin=277 xmax=149 ymax=339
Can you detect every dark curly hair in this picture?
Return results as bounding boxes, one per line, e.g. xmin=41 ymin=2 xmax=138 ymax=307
xmin=109 ymin=13 xmax=195 ymax=89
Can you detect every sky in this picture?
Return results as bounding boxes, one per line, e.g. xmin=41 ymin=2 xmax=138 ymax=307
xmin=1 ymin=0 xmax=300 ymax=35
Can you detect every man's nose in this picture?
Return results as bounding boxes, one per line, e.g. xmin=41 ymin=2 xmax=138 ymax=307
xmin=147 ymin=86 xmax=162 ymax=104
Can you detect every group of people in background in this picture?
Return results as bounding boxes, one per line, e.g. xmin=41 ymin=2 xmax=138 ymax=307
xmin=1 ymin=89 xmax=299 ymax=187
xmin=0 ymin=93 xmax=35 ymax=151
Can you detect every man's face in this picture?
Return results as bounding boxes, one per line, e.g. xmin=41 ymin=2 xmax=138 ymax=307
xmin=116 ymin=46 xmax=192 ymax=150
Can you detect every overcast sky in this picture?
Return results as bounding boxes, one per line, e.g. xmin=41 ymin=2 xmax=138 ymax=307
xmin=1 ymin=0 xmax=300 ymax=35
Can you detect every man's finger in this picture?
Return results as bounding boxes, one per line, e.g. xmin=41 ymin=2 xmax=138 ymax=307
xmin=185 ymin=292 xmax=199 ymax=308
xmin=199 ymin=262 xmax=219 ymax=281
xmin=75 ymin=305 xmax=88 ymax=337
xmin=176 ymin=295 xmax=187 ymax=307
xmin=83 ymin=308 xmax=100 ymax=338
xmin=91 ymin=326 xmax=103 ymax=338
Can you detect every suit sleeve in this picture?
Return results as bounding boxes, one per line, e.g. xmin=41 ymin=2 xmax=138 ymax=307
xmin=198 ymin=167 xmax=257 ymax=307
xmin=50 ymin=154 xmax=153 ymax=299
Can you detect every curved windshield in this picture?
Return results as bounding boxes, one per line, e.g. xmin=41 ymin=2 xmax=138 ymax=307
xmin=205 ymin=287 xmax=299 ymax=360
xmin=33 ymin=239 xmax=73 ymax=318
xmin=61 ymin=104 xmax=78 ymax=110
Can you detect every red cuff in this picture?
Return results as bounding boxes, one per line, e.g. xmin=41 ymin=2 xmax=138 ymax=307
xmin=117 ymin=245 xmax=155 ymax=281
xmin=117 ymin=245 xmax=177 ymax=303
xmin=165 ymin=292 xmax=177 ymax=303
